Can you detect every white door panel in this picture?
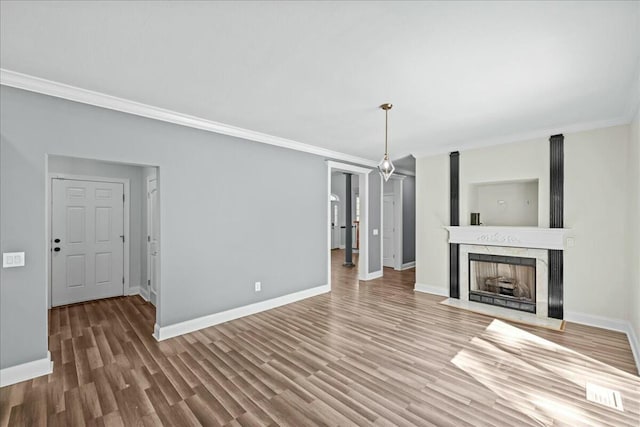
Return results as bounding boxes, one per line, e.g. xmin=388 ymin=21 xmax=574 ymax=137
xmin=147 ymin=178 xmax=159 ymax=306
xmin=52 ymin=179 xmax=124 ymax=306
xmin=383 ymin=195 xmax=395 ymax=268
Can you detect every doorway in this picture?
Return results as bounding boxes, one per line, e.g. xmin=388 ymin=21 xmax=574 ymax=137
xmin=50 ymin=177 xmax=127 ymax=306
xmin=383 ymin=194 xmax=395 ymax=267
xmin=326 ymin=161 xmax=372 ymax=287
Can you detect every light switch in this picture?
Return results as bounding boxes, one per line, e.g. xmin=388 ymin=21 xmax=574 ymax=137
xmin=373 ymin=229 xmax=379 ymax=236
xmin=3 ymin=252 xmax=25 ymax=268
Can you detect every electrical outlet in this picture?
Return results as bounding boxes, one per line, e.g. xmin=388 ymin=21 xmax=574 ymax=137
xmin=254 ymin=282 xmax=261 ymax=292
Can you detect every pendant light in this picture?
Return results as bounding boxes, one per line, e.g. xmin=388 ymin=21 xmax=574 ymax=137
xmin=378 ymin=103 xmax=395 ymax=181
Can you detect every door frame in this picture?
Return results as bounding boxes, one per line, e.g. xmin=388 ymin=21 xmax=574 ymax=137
xmin=47 ymin=173 xmax=130 ymax=308
xmin=327 ymin=161 xmax=372 ymax=286
xmin=384 ymin=175 xmax=405 ymax=271
xmin=146 ymin=175 xmax=159 ymax=305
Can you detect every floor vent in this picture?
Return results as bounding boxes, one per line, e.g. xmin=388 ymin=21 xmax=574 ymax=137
xmin=586 ymin=383 xmax=624 ymax=411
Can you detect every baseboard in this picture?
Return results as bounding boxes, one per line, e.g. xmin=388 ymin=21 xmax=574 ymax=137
xmin=127 ymin=286 xmax=140 ymax=296
xmin=565 ymin=311 xmax=640 ymax=374
xmin=627 ymin=325 xmax=640 ymax=375
xmin=0 ymin=351 xmax=53 ymax=387
xmin=153 ymin=284 xmax=330 ymax=341
xmin=361 ymin=270 xmax=383 ymax=281
xmin=414 ymin=282 xmax=448 ymax=297
xmin=139 ymin=286 xmax=150 ymax=302
xmin=400 ymin=261 xmax=416 ymax=270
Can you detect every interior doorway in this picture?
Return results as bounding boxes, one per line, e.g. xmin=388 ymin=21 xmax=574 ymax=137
xmin=46 ymin=155 xmax=160 ymax=313
xmin=326 ymin=161 xmax=372 ymax=287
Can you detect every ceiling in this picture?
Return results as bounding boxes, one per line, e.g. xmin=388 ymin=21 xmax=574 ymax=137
xmin=1 ymin=1 xmax=638 ymax=161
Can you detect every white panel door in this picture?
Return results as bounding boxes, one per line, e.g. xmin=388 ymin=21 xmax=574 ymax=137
xmin=51 ymin=179 xmax=124 ymax=306
xmin=383 ymin=195 xmax=395 ymax=268
xmin=147 ymin=177 xmax=159 ymax=306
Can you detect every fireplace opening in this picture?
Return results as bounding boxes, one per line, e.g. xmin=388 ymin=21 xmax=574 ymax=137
xmin=469 ymin=253 xmax=536 ymax=313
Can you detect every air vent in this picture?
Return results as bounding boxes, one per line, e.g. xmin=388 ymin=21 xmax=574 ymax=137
xmin=586 ymin=383 xmax=624 ymax=411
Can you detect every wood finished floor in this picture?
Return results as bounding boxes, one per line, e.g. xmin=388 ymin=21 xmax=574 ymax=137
xmin=1 ymin=249 xmax=638 ymax=426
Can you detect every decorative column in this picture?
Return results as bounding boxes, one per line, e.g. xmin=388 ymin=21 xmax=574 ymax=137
xmin=548 ymin=134 xmax=564 ymax=319
xmin=344 ymin=173 xmax=355 ymax=267
xmin=450 ymin=151 xmax=460 ymax=298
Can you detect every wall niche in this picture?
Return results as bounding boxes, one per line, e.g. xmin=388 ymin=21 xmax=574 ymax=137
xmin=469 ymin=179 xmax=539 ymax=226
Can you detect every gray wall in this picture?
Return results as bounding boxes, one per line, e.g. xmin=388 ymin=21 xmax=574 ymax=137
xmin=368 ymin=172 xmax=382 ymax=273
xmin=402 ymin=176 xmax=416 ymax=264
xmin=48 ymin=156 xmax=148 ymax=295
xmin=0 ymin=86 xmax=328 ymax=368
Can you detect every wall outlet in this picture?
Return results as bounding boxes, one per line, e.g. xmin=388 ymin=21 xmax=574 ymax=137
xmin=566 ymin=237 xmax=575 ymax=248
xmin=373 ymin=229 xmax=379 ymax=236
xmin=254 ymin=281 xmax=261 ymax=292
xmin=3 ymin=252 xmax=25 ymax=268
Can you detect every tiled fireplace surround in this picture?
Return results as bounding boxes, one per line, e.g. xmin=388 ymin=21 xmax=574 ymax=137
xmin=446 ymin=226 xmax=569 ymax=320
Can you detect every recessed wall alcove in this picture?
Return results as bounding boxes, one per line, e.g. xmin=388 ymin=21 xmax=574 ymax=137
xmin=468 ymin=179 xmax=539 ymax=227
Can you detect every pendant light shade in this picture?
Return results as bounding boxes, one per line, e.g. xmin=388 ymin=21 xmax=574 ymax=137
xmin=378 ymin=103 xmax=395 ymax=181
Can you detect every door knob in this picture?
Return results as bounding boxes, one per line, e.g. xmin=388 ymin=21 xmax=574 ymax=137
xmin=54 ymin=247 xmax=61 ymax=252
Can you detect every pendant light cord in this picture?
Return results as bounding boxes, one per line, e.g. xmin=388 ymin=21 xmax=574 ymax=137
xmin=384 ymin=108 xmax=389 ymax=156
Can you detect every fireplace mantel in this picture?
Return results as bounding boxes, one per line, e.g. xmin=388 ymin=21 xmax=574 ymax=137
xmin=445 ymin=226 xmax=570 ymax=250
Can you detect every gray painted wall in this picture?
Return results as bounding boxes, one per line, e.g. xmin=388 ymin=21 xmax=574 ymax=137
xmin=368 ymin=173 xmax=382 ymax=273
xmin=0 ymin=86 xmax=329 ymax=368
xmin=48 ymin=156 xmax=148 ymax=294
xmin=402 ymin=176 xmax=416 ymax=264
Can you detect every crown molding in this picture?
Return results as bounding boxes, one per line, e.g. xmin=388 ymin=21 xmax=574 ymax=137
xmin=410 ymin=114 xmax=632 ymax=159
xmin=0 ymin=68 xmax=378 ymax=167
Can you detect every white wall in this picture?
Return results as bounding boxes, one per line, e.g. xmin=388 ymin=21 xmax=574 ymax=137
xmin=628 ymin=110 xmax=640 ymax=351
xmin=470 ymin=180 xmax=539 ymax=226
xmin=415 ymin=125 xmax=634 ymax=324
xmin=416 ymin=154 xmax=449 ymax=290
xmin=564 ymin=126 xmax=630 ymax=320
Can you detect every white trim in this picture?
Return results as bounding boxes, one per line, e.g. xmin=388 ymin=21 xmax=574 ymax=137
xmin=445 ymin=226 xmax=570 ymax=251
xmin=127 ymin=286 xmax=140 ymax=296
xmin=414 ymin=283 xmax=448 ymax=297
xmin=47 ymin=173 xmax=130 ymax=308
xmin=361 ymin=270 xmax=383 ymax=281
xmin=400 ymin=261 xmax=416 ymax=270
xmin=627 ymin=325 xmax=640 ymax=375
xmin=326 ymin=160 xmax=373 ymax=175
xmin=0 ymin=352 xmax=53 ymax=387
xmin=139 ymin=285 xmax=150 ymax=302
xmin=565 ymin=311 xmax=640 ymax=374
xmin=1 ymin=69 xmax=377 ymax=167
xmin=153 ymin=284 xmax=330 ymax=341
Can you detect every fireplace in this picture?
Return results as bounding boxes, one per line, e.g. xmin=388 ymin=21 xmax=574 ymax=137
xmin=468 ymin=253 xmax=536 ymax=313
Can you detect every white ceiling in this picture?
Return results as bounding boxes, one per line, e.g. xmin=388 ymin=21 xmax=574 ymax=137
xmin=1 ymin=1 xmax=638 ymax=160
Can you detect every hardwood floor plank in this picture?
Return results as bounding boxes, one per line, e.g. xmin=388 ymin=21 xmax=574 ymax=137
xmin=1 ymin=249 xmax=638 ymax=426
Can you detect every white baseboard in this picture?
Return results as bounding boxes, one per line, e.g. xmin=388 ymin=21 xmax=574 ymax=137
xmin=627 ymin=325 xmax=640 ymax=374
xmin=414 ymin=282 xmax=448 ymax=297
xmin=127 ymin=285 xmax=150 ymax=302
xmin=565 ymin=311 xmax=640 ymax=374
xmin=361 ymin=270 xmax=383 ymax=281
xmin=153 ymin=284 xmax=330 ymax=341
xmin=0 ymin=351 xmax=53 ymax=387
xmin=139 ymin=285 xmax=150 ymax=301
xmin=400 ymin=261 xmax=416 ymax=270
